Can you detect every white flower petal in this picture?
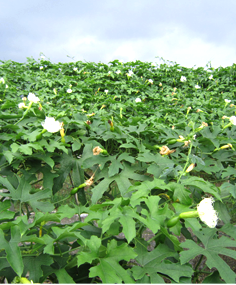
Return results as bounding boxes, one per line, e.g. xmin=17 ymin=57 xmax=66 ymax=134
xmin=197 ymin=197 xmax=218 ymax=228
xmin=18 ymin=102 xmax=25 ymax=109
xmin=42 ymin=117 xmax=62 ymax=133
xmin=230 ymin=116 xmax=236 ymax=125
xmin=27 ymin=93 xmax=40 ymax=103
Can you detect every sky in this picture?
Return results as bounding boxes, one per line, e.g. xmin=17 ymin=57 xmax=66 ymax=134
xmin=1 ymin=0 xmax=236 ymax=68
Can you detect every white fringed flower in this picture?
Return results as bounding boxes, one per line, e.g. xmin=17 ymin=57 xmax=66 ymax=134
xmin=225 ymin=99 xmax=231 ymax=103
xmin=135 ymin=98 xmax=141 ymax=103
xmin=67 ymin=89 xmax=72 ymax=93
xmin=127 ymin=70 xmax=133 ymax=77
xmin=180 ymin=76 xmax=187 ymax=82
xmin=104 ymin=90 xmax=109 ymax=94
xmin=197 ymin=197 xmax=218 ymax=228
xmin=42 ymin=117 xmax=62 ymax=133
xmin=18 ymin=102 xmax=26 ymax=109
xmin=80 ymin=213 xmax=88 ymax=218
xmin=195 ymin=85 xmax=201 ymax=89
xmin=148 ymin=79 xmax=153 ymax=84
xmin=28 ymin=93 xmax=40 ymax=103
xmin=229 ymin=116 xmax=236 ymax=125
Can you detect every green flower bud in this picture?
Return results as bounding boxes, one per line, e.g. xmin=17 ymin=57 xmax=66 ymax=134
xmin=167 ymin=216 xmax=180 ymax=227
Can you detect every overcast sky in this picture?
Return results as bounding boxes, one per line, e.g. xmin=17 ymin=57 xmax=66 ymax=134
xmin=1 ymin=0 xmax=236 ymax=68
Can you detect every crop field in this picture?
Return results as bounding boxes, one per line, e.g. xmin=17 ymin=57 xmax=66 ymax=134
xmin=0 ymin=56 xmax=236 ymax=283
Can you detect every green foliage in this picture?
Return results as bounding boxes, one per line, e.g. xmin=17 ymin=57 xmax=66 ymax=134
xmin=0 ymin=56 xmax=236 ymax=283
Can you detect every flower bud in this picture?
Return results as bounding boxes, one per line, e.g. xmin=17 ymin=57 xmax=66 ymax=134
xmin=167 ymin=216 xmax=180 ymax=227
xmin=185 ymin=163 xmax=195 ymax=173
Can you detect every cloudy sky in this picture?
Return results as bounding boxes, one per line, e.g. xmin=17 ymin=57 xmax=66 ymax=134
xmin=1 ymin=0 xmax=236 ymax=68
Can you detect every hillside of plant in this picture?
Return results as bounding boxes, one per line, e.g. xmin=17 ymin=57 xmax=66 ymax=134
xmin=0 ymin=55 xmax=236 ymax=283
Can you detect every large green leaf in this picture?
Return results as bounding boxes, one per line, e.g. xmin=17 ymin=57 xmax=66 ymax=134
xmin=0 ymin=227 xmax=23 ymax=277
xmin=101 ymin=205 xmax=139 ymax=243
xmin=91 ymin=162 xmax=151 ymax=203
xmin=77 ymin=237 xmax=136 ymax=283
xmin=23 ymin=255 xmax=53 ymax=283
xmin=55 ymin=268 xmax=75 ymax=284
xmin=180 ymin=228 xmax=236 ymax=283
xmin=0 ymin=175 xmax=53 ymax=212
xmin=0 ymin=200 xmax=15 ymax=221
xmin=132 ymin=241 xmax=192 ymax=283
xmin=180 ymin=176 xmax=222 ymax=201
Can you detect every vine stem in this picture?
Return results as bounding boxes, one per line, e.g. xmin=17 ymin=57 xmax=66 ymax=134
xmin=177 ymin=142 xmax=193 ymax=184
xmin=192 ymin=254 xmax=204 ymax=283
xmin=52 ymin=195 xmax=71 ymax=204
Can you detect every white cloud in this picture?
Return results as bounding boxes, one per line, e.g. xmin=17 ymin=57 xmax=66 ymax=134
xmin=1 ymin=1 xmax=236 ymax=67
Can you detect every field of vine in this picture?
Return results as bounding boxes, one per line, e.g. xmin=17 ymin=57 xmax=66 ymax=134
xmin=0 ymin=55 xmax=236 ymax=283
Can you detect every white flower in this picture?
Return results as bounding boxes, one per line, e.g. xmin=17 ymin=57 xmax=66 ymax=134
xmin=225 ymin=99 xmax=231 ymax=103
xmin=127 ymin=70 xmax=133 ymax=76
xmin=40 ymin=66 xmax=44 ymax=70
xmin=104 ymin=90 xmax=109 ymax=94
xmin=18 ymin=102 xmax=25 ymax=109
xmin=80 ymin=213 xmax=88 ymax=218
xmin=195 ymin=85 xmax=201 ymax=89
xmin=5 ymin=84 xmax=8 ymax=88
xmin=108 ymin=71 xmax=111 ymax=74
xmin=116 ymin=70 xmax=121 ymax=74
xmin=135 ymin=98 xmax=141 ymax=103
xmin=41 ymin=117 xmax=62 ymax=133
xmin=28 ymin=93 xmax=40 ymax=103
xmin=180 ymin=76 xmax=187 ymax=82
xmin=67 ymin=89 xmax=72 ymax=93
xmin=0 ymin=78 xmax=5 ymax=84
xmin=209 ymin=74 xmax=213 ymax=80
xmin=197 ymin=197 xmax=218 ymax=228
xmin=148 ymin=79 xmax=153 ymax=84
xmin=151 ymin=62 xmax=156 ymax=67
xmin=73 ymin=67 xmax=78 ymax=71
xmin=229 ymin=116 xmax=236 ymax=125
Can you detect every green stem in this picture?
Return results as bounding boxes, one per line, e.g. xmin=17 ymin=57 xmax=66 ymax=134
xmin=52 ymin=195 xmax=71 ymax=204
xmin=177 ymin=142 xmax=193 ymax=183
xmin=147 ymin=231 xmax=162 ymax=243
xmin=14 ymin=101 xmax=33 ymax=125
xmin=192 ymin=254 xmax=204 ymax=283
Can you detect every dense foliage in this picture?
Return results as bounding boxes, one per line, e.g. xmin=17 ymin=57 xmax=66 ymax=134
xmin=0 ymin=55 xmax=236 ymax=283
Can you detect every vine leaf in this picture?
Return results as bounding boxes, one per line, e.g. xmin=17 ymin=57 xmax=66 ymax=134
xmin=54 ymin=268 xmax=75 ymax=284
xmin=23 ymin=254 xmax=53 ymax=283
xmin=0 ymin=175 xmax=53 ymax=212
xmin=0 ymin=226 xmax=23 ymax=277
xmin=132 ymin=240 xmax=193 ymax=283
xmin=77 ymin=236 xmax=136 ymax=283
xmin=180 ymin=228 xmax=236 ymax=283
xmin=91 ymin=162 xmax=151 ymax=204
